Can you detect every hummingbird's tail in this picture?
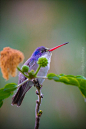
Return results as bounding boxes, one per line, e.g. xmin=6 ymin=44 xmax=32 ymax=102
xmin=12 ymin=86 xmax=26 ymax=106
xmin=12 ymin=81 xmax=34 ymax=106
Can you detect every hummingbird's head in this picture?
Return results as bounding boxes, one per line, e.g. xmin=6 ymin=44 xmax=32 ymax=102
xmin=32 ymin=42 xmax=69 ymax=60
xmin=32 ymin=46 xmax=51 ymax=59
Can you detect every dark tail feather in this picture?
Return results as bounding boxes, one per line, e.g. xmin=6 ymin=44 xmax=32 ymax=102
xmin=12 ymin=86 xmax=26 ymax=106
xmin=12 ymin=80 xmax=34 ymax=106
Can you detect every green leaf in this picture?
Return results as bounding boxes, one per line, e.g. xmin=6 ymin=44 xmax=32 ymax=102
xmin=0 ymin=100 xmax=3 ymax=108
xmin=59 ymin=74 xmax=65 ymax=76
xmin=47 ymin=73 xmax=86 ymax=98
xmin=59 ymin=76 xmax=70 ymax=84
xmin=64 ymin=75 xmax=75 ymax=77
xmin=4 ymin=83 xmax=17 ymax=92
xmin=79 ymin=87 xmax=86 ymax=98
xmin=0 ymin=88 xmax=11 ymax=100
xmin=79 ymin=79 xmax=86 ymax=97
xmin=47 ymin=73 xmax=59 ymax=81
xmin=76 ymin=75 xmax=86 ymax=79
xmin=0 ymin=83 xmax=17 ymax=108
xmin=66 ymin=77 xmax=79 ymax=86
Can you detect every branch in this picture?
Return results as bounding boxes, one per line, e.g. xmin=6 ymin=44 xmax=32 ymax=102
xmin=17 ymin=78 xmax=29 ymax=87
xmin=36 ymin=76 xmax=47 ymax=79
xmin=34 ymin=81 xmax=43 ymax=129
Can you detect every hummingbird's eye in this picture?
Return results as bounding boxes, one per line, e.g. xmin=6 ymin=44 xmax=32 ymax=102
xmin=41 ymin=50 xmax=44 ymax=53
xmin=41 ymin=49 xmax=47 ymax=53
xmin=40 ymin=49 xmax=45 ymax=53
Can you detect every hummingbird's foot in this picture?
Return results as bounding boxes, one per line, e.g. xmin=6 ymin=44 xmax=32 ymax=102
xmin=33 ymin=79 xmax=40 ymax=89
xmin=33 ymin=78 xmax=37 ymax=86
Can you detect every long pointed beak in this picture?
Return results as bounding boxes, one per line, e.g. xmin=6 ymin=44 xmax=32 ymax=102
xmin=48 ymin=42 xmax=69 ymax=52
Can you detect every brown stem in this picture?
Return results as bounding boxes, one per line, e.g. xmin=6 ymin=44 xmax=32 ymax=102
xmin=35 ymin=86 xmax=42 ymax=129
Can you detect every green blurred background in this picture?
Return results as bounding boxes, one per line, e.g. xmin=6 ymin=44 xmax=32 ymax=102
xmin=0 ymin=1 xmax=86 ymax=129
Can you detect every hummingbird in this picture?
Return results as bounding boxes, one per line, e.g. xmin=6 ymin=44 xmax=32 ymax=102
xmin=12 ymin=42 xmax=69 ymax=106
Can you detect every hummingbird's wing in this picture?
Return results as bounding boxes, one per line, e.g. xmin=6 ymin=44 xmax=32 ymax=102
xmin=12 ymin=57 xmax=38 ymax=106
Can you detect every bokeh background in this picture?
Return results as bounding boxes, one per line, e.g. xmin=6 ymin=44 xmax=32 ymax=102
xmin=0 ymin=0 xmax=86 ymax=129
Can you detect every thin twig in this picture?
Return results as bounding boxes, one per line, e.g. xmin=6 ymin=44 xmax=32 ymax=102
xmin=35 ymin=83 xmax=43 ymax=129
xmin=17 ymin=76 xmax=47 ymax=88
xmin=17 ymin=67 xmax=29 ymax=78
xmin=34 ymin=65 xmax=41 ymax=76
xmin=37 ymin=76 xmax=47 ymax=79
xmin=17 ymin=78 xmax=29 ymax=88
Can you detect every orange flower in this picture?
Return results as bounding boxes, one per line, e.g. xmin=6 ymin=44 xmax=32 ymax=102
xmin=0 ymin=47 xmax=24 ymax=80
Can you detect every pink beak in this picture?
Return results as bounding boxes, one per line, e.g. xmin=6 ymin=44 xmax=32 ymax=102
xmin=49 ymin=42 xmax=69 ymax=52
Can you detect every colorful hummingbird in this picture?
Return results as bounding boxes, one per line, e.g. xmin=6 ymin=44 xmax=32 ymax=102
xmin=12 ymin=42 xmax=69 ymax=106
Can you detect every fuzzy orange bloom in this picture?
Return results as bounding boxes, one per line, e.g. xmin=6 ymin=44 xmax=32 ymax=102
xmin=0 ymin=47 xmax=24 ymax=80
